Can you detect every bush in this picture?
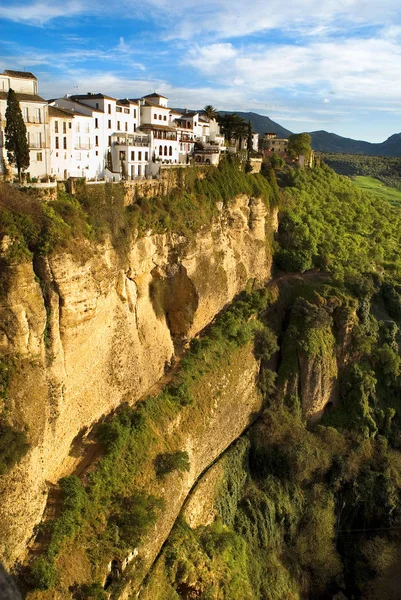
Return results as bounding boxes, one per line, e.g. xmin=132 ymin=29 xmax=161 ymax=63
xmin=155 ymin=451 xmax=190 ymax=477
xmin=0 ymin=420 xmax=29 ymax=475
xmin=29 ymin=556 xmax=58 ymax=590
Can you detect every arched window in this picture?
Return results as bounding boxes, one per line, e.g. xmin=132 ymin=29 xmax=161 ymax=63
xmin=169 ymin=146 xmax=172 ymax=156
xmin=164 ymin=146 xmax=168 ymax=156
xmin=159 ymin=145 xmax=162 ymax=155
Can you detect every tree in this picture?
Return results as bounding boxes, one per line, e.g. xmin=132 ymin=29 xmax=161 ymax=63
xmin=5 ymin=88 xmax=30 ymax=181
xmin=203 ymin=105 xmax=217 ymax=120
xmin=287 ymin=133 xmax=312 ymax=161
xmin=217 ymin=113 xmax=248 ymax=145
xmin=247 ymin=120 xmax=253 ymax=158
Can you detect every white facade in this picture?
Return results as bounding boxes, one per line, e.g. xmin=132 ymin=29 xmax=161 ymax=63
xmin=138 ymin=95 xmax=180 ymax=164
xmin=0 ymin=70 xmax=50 ymax=179
xmin=49 ymin=105 xmax=73 ymax=180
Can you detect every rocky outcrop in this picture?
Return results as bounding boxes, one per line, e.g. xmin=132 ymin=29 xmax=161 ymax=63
xmin=0 ymin=195 xmax=276 ymax=566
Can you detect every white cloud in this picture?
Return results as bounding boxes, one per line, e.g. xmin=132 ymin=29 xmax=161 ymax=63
xmin=0 ymin=1 xmax=88 ymax=25
xmin=185 ymin=37 xmax=401 ymax=103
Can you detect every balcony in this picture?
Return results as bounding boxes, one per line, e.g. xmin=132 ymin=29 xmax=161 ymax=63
xmin=25 ymin=116 xmax=42 ymax=124
xmin=112 ymin=135 xmax=149 ymax=147
xmin=29 ymin=141 xmax=46 ymax=149
xmin=74 ymin=144 xmax=92 ymax=150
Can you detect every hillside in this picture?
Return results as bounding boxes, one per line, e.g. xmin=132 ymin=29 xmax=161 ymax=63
xmin=309 ymin=130 xmax=401 ymax=156
xmin=215 ymin=110 xmax=401 ymax=156
xmin=218 ymin=111 xmax=293 ymax=138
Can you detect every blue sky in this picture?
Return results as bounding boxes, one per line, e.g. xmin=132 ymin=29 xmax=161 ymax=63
xmin=1 ymin=0 xmax=401 ymax=142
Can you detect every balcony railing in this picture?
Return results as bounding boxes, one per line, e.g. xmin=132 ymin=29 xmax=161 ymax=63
xmin=113 ymin=136 xmax=149 ymax=147
xmin=29 ymin=141 xmax=46 ymax=149
xmin=25 ymin=116 xmax=43 ymax=124
xmin=75 ymin=144 xmax=92 ymax=150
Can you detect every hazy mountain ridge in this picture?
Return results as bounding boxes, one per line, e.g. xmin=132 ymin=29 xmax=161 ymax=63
xmin=222 ymin=111 xmax=401 ymax=156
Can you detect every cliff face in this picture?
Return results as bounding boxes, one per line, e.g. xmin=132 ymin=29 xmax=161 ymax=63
xmin=0 ymin=195 xmax=276 ymax=566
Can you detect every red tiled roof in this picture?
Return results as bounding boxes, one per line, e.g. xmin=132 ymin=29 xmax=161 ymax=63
xmin=0 ymin=91 xmax=46 ymax=103
xmin=3 ymin=69 xmax=37 ymax=80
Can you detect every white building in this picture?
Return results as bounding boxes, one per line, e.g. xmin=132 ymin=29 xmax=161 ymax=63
xmin=48 ymin=105 xmax=73 ymax=180
xmin=137 ymin=94 xmax=180 ymax=164
xmin=52 ymin=94 xmax=149 ymax=180
xmin=0 ymin=70 xmax=50 ymax=180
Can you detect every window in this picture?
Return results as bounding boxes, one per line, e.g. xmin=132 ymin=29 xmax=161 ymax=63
xmin=95 ymin=136 xmax=99 ymax=146
xmin=108 ymin=104 xmax=111 ymax=114
xmin=125 ymin=123 xmax=128 ymax=132
xmin=145 ymin=152 xmax=148 ymax=161
xmin=159 ymin=115 xmax=162 ymax=120
xmin=133 ymin=109 xmax=136 ymax=118
xmin=108 ymin=120 xmax=112 ymax=128
xmin=95 ymin=118 xmax=99 ymax=128
xmin=164 ymin=146 xmax=167 ymax=156
xmin=55 ymin=137 xmax=59 ymax=149
xmin=23 ymin=107 xmax=29 ymax=122
xmin=133 ymin=124 xmax=136 ymax=132
xmin=116 ymin=106 xmax=122 ymax=113
xmin=169 ymin=146 xmax=172 ymax=156
xmin=69 ymin=122 xmax=72 ymax=129
xmin=117 ymin=121 xmax=121 ymax=130
xmin=138 ymin=151 xmax=142 ymax=161
xmin=159 ymin=145 xmax=162 ymax=155
xmin=55 ymin=121 xmax=59 ymax=133
xmin=108 ymin=136 xmax=112 ymax=146
xmin=119 ymin=151 xmax=126 ymax=160
xmin=124 ymin=108 xmax=129 ymax=114
xmin=131 ymin=151 xmax=135 ymax=160
xmin=96 ymin=150 xmax=99 ymax=156
xmin=63 ymin=137 xmax=67 ymax=149
xmin=154 ymin=114 xmax=157 ymax=119
xmin=36 ymin=108 xmax=41 ymax=123
xmin=163 ymin=115 xmax=167 ymax=121
xmin=63 ymin=122 xmax=66 ymax=134
xmin=37 ymin=152 xmax=43 ymax=161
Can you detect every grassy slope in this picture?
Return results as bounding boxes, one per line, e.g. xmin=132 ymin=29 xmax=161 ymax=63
xmin=353 ymin=176 xmax=401 ymax=207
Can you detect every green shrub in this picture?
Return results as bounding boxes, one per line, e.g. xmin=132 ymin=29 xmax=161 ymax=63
xmin=77 ymin=582 xmax=107 ymax=599
xmin=0 ymin=420 xmax=29 ymax=475
xmin=155 ymin=451 xmax=190 ymax=477
xmin=29 ymin=556 xmax=58 ymax=590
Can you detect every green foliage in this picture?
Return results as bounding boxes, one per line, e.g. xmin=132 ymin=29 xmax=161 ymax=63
xmin=287 ymin=133 xmax=312 ymax=160
xmin=323 ymin=152 xmax=401 ymax=194
xmin=5 ymin=88 xmax=29 ymax=180
xmin=76 ymin=582 xmax=107 ymax=599
xmin=29 ymin=556 xmax=58 ymax=590
xmin=217 ymin=113 xmax=248 ymax=142
xmin=275 ymin=166 xmax=401 ymax=278
xmin=0 ymin=419 xmax=29 ymax=475
xmin=110 ymin=491 xmax=164 ymax=550
xmin=155 ymin=451 xmax=190 ymax=477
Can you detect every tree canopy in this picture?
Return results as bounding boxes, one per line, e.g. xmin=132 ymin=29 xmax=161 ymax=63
xmin=217 ymin=113 xmax=248 ymax=143
xmin=5 ymin=88 xmax=30 ymax=181
xmin=203 ymin=105 xmax=218 ymax=120
xmin=287 ymin=132 xmax=312 ymax=160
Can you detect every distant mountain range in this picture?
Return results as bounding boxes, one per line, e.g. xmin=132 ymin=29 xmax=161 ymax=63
xmin=225 ymin=111 xmax=401 ymax=157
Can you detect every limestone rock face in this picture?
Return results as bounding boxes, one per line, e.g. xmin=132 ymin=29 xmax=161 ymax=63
xmin=0 ymin=196 xmax=276 ymax=566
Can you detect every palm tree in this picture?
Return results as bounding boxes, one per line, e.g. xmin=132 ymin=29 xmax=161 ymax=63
xmin=203 ymin=105 xmax=218 ymax=120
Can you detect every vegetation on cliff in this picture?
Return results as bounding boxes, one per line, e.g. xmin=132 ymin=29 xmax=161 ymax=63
xmin=25 ymin=287 xmax=273 ymax=595
xmin=0 ymin=157 xmax=274 ymax=272
xmin=140 ymin=166 xmax=401 ymax=600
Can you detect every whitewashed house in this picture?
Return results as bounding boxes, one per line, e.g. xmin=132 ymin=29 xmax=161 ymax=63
xmin=0 ymin=70 xmax=50 ymax=180
xmin=48 ymin=105 xmax=73 ymax=180
xmin=137 ymin=93 xmax=180 ymax=165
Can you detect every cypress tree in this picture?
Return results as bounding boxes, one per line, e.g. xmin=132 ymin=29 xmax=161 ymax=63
xmin=5 ymin=88 xmax=30 ymax=181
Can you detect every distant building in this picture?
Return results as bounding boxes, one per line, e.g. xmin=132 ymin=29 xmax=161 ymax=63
xmin=0 ymin=70 xmax=50 ymax=179
xmin=262 ymin=132 xmax=288 ymax=157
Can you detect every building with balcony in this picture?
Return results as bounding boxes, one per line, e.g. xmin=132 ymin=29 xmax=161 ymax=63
xmin=110 ymin=133 xmax=150 ymax=179
xmin=0 ymin=70 xmax=50 ymax=179
xmin=262 ymin=132 xmax=288 ymax=157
